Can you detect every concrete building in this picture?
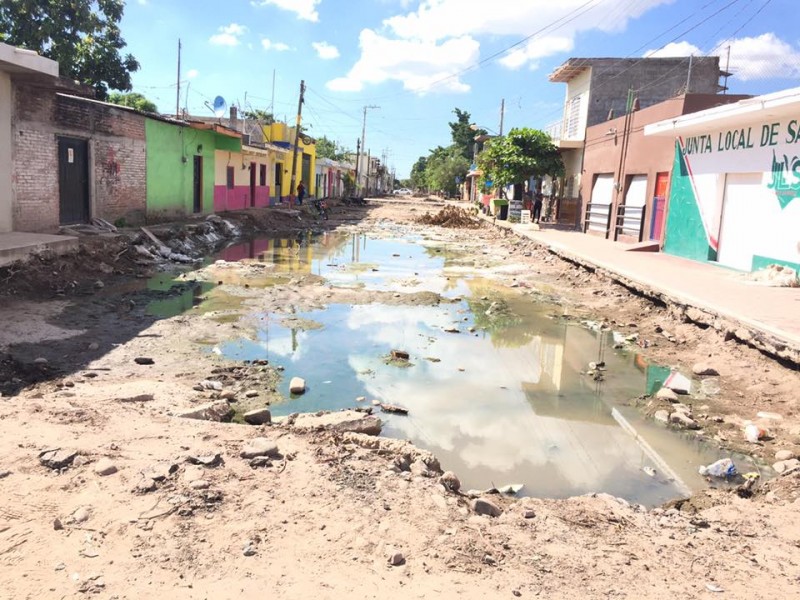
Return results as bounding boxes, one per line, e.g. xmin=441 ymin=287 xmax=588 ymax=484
xmin=581 ymin=93 xmax=749 ymax=243
xmin=546 ymin=56 xmax=727 ymax=227
xmin=646 ymin=87 xmax=800 ymax=273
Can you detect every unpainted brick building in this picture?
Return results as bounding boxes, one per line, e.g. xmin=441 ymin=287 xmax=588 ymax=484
xmin=11 ymin=79 xmax=147 ymax=233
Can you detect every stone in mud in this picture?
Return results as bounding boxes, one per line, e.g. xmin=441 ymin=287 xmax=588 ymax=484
xmin=88 ymin=342 xmax=100 ymax=351
xmin=249 ymin=456 xmax=273 ymax=469
xmin=440 ymin=471 xmax=461 ymax=492
xmin=390 ymin=350 xmax=410 ymax=361
xmin=670 ymin=412 xmax=700 ymax=430
xmin=292 ymin=411 xmax=382 ymax=436
xmin=655 ymin=387 xmax=679 ymax=402
xmin=134 ymin=357 xmax=155 ymax=365
xmin=692 ymin=363 xmax=719 ymax=377
xmin=142 ymin=461 xmax=179 ymax=482
xmin=654 ymin=410 xmax=670 ymax=424
xmin=93 ymin=458 xmax=117 ymax=476
xmin=244 ymin=390 xmax=259 ymax=398
xmin=220 ymin=390 xmax=237 ymax=401
xmin=387 ymin=551 xmax=405 ymax=566
xmin=775 ymin=450 xmax=795 ymax=461
xmin=289 ymin=377 xmax=306 ymax=394
xmin=240 ymin=438 xmax=280 ymax=459
xmin=244 ymin=408 xmax=272 ymax=425
xmin=471 ymin=497 xmax=502 ymax=517
xmin=33 ymin=357 xmax=48 ymax=365
xmin=39 ymin=448 xmax=78 ymax=470
xmin=773 ymin=459 xmax=800 ymax=474
xmin=177 ymin=401 xmax=233 ymax=422
xmin=410 ymin=459 xmax=434 ymax=477
xmin=186 ymin=453 xmax=223 ymax=467
xmin=71 ymin=507 xmax=90 ymax=524
xmin=190 ymin=479 xmax=210 ymax=490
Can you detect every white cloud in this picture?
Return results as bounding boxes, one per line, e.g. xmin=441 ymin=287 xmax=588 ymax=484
xmin=209 ymin=23 xmax=247 ymax=47
xmin=186 ymin=69 xmax=199 ymax=79
xmin=328 ymin=0 xmax=673 ymax=93
xmin=326 ymin=29 xmax=478 ymax=94
xmin=252 ymin=0 xmax=320 ymax=22
xmin=262 ymin=38 xmax=291 ymax=51
xmin=644 ymin=33 xmax=800 ymax=82
xmin=137 ymin=0 xmax=147 ymax=5
xmin=644 ymin=41 xmax=701 ymax=58
xmin=312 ymin=41 xmax=340 ymax=60
xmin=499 ymin=36 xmax=574 ymax=70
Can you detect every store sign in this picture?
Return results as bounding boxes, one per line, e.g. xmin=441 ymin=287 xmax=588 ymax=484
xmin=682 ymin=119 xmax=800 ymax=210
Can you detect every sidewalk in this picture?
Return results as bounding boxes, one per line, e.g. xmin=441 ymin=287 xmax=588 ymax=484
xmin=487 ymin=216 xmax=800 ymax=365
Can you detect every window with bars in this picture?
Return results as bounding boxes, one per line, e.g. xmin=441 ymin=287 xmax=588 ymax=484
xmin=259 ymin=164 xmax=267 ymax=186
xmin=226 ymin=166 xmax=234 ymax=189
xmin=565 ymin=94 xmax=583 ymax=139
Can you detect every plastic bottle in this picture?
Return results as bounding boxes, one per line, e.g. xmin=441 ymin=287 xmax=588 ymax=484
xmin=698 ymin=458 xmax=737 ymax=478
xmin=744 ymin=424 xmax=766 ymax=443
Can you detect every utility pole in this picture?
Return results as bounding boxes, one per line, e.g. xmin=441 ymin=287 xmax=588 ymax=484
xmin=499 ymin=98 xmax=505 ymax=136
xmin=270 ymin=69 xmax=276 ymax=114
xmin=289 ymin=80 xmax=306 ymax=206
xmin=356 ymin=105 xmax=379 ymax=194
xmin=176 ymin=39 xmax=182 ymax=118
xmin=354 ymin=138 xmax=361 ymax=193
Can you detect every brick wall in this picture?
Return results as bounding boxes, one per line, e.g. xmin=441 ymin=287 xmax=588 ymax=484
xmin=11 ymin=82 xmax=147 ymax=232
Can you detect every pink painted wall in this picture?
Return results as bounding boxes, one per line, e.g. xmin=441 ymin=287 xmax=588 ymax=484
xmin=214 ymin=185 xmax=271 ymax=212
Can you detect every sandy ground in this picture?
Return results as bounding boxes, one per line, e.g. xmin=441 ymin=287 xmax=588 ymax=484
xmin=1 ymin=197 xmax=799 ymax=599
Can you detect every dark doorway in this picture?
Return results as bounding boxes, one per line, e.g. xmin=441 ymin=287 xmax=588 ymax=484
xmin=249 ymin=162 xmax=257 ymax=207
xmin=58 ymin=137 xmax=89 ymax=225
xmin=193 ymin=156 xmax=203 ymax=213
xmin=274 ymin=163 xmax=283 ymax=201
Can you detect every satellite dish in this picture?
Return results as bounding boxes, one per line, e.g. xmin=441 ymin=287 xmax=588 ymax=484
xmin=213 ymin=96 xmax=227 ymax=118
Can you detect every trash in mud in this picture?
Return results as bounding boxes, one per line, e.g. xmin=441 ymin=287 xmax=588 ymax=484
xmin=416 ymin=206 xmax=481 ymax=229
xmin=380 ymin=403 xmax=409 ymax=415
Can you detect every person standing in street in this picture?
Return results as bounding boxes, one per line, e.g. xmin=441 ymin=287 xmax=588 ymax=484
xmin=533 ymin=191 xmax=543 ymax=224
xmin=296 ymin=181 xmax=306 ymax=205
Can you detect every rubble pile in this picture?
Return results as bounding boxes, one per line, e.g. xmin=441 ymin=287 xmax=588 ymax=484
xmin=416 ymin=205 xmax=481 ymax=229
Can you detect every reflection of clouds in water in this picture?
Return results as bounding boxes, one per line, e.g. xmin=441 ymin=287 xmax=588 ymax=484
xmin=256 ymin=329 xmax=310 ymax=363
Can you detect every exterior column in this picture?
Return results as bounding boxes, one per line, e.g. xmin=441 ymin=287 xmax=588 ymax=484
xmin=0 ymin=72 xmax=12 ymax=232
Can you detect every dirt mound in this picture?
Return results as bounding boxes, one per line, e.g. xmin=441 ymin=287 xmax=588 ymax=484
xmin=416 ymin=205 xmax=481 ymax=229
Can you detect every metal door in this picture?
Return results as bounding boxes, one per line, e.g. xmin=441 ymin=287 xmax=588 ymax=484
xmin=650 ymin=172 xmax=668 ymax=241
xmin=274 ymin=163 xmax=283 ymax=200
xmin=58 ymin=137 xmax=89 ymax=225
xmin=193 ymin=156 xmax=203 ymax=213
xmin=249 ymin=162 xmax=256 ymax=207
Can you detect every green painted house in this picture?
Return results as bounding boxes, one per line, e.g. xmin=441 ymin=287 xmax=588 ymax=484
xmin=145 ymin=117 xmax=241 ymax=222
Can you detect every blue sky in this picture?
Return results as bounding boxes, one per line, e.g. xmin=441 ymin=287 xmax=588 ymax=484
xmin=122 ymin=0 xmax=800 ymax=177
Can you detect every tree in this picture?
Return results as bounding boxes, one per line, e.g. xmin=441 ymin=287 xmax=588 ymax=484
xmin=409 ymin=156 xmax=428 ymax=191
xmin=0 ymin=0 xmax=140 ymax=99
xmin=425 ymin=146 xmax=469 ymax=196
xmin=316 ymin=136 xmax=351 ymax=162
xmin=449 ymin=108 xmax=486 ymax=161
xmin=108 ymin=92 xmax=157 ymax=113
xmin=243 ymin=109 xmax=275 ymax=124
xmin=477 ymin=128 xmax=564 ymax=190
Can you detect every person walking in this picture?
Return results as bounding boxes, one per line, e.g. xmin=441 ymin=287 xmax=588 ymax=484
xmin=533 ymin=191 xmax=543 ymax=224
xmin=296 ymin=181 xmax=306 ymax=206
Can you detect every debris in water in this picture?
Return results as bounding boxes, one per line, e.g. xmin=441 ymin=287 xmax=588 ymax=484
xmin=380 ymin=403 xmax=409 ymax=415
xmin=643 ymin=466 xmax=656 ymax=477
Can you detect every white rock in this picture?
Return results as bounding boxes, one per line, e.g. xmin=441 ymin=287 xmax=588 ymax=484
xmin=692 ymin=363 xmax=719 ymax=377
xmin=243 ymin=408 xmax=272 ymax=425
xmin=93 ymin=458 xmax=117 ymax=476
xmin=289 ymin=377 xmax=306 ymax=394
xmin=656 ymin=387 xmax=679 ymax=402
xmin=654 ymin=410 xmax=670 ymax=424
xmin=670 ymin=412 xmax=699 ymax=430
xmin=775 ymin=450 xmax=795 ymax=461
xmin=773 ymin=458 xmax=800 ymax=474
xmin=71 ymin=507 xmax=90 ymax=524
xmin=240 ymin=438 xmax=280 ymax=459
xmin=177 ymin=401 xmax=233 ymax=422
xmin=440 ymin=471 xmax=461 ymax=492
xmin=471 ymin=497 xmax=502 ymax=517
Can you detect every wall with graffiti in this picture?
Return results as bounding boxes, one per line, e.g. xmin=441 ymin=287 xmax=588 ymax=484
xmin=663 ymin=117 xmax=800 ymax=272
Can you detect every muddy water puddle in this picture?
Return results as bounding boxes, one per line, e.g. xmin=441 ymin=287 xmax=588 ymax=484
xmin=187 ymin=232 xmax=750 ymax=505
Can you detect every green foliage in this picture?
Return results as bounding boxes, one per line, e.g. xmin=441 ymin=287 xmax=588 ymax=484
xmin=410 ymin=156 xmax=428 ymax=190
xmin=0 ymin=0 xmax=140 ymax=99
xmin=108 ymin=92 xmax=157 ymax=113
xmin=449 ymin=108 xmax=486 ymax=160
xmin=243 ymin=109 xmax=275 ymax=124
xmin=425 ymin=146 xmax=469 ymax=196
xmin=316 ymin=136 xmax=351 ymax=162
xmin=477 ymin=128 xmax=564 ymax=189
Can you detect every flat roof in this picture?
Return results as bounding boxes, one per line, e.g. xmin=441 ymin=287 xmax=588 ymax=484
xmin=645 ymin=86 xmax=800 ymax=137
xmin=0 ymin=42 xmax=58 ymax=77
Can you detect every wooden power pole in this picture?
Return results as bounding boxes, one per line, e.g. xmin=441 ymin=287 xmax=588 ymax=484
xmin=289 ymin=80 xmax=306 ymax=205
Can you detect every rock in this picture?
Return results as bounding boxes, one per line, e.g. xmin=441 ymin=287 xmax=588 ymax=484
xmin=522 ymin=509 xmax=536 ymax=519
xmin=410 ymin=459 xmax=434 ymax=477
xmin=33 ymin=357 xmax=48 ymax=365
xmin=390 ymin=349 xmax=410 ymax=361
xmin=249 ymin=456 xmax=273 ymax=468
xmin=692 ymin=363 xmax=719 ymax=377
xmin=72 ymin=455 xmax=90 ymax=468
xmin=87 ymin=342 xmax=100 ymax=351
xmin=244 ymin=408 xmax=272 ymax=425
xmin=757 ymin=411 xmax=783 ymax=421
xmin=186 ymin=453 xmax=223 ymax=467
xmin=93 ymin=280 xmax=104 ymax=289
xmin=142 ymin=461 xmax=179 ymax=482
xmin=292 ymin=411 xmax=382 ymax=436
xmin=773 ymin=458 xmax=800 ymax=474
xmin=93 ymin=458 xmax=117 ymax=476
xmin=289 ymin=377 xmax=306 ymax=394
xmin=371 ymin=399 xmax=381 ymax=406
xmin=199 ymin=379 xmax=223 ymax=391
xmin=664 ymin=371 xmax=691 ymax=395
xmin=440 ymin=471 xmax=461 ymax=492
xmin=0 ymin=470 xmax=10 ymax=479
xmin=134 ymin=357 xmax=155 ymax=365
xmin=177 ymin=401 xmax=233 ymax=422
xmin=71 ymin=507 xmax=90 ymax=524
xmin=670 ymin=412 xmax=700 ymax=430
xmin=387 ymin=551 xmax=405 ymax=566
xmin=240 ymin=438 xmax=280 ymax=459
xmin=190 ymin=479 xmax=210 ymax=490
xmin=355 ymin=396 xmax=366 ymax=402
xmin=655 ymin=387 xmax=679 ymax=402
xmin=135 ymin=478 xmax=157 ymax=493
xmin=471 ymin=497 xmax=502 ymax=517
xmin=654 ymin=410 xmax=670 ymax=424
xmin=53 ymin=518 xmax=63 ymax=530
xmin=775 ymin=450 xmax=795 ymax=461
xmin=39 ymin=448 xmax=78 ymax=470
xmin=672 ymin=403 xmax=692 ymax=415
xmin=117 ymin=394 xmax=154 ymax=403
xmin=242 ymin=541 xmax=257 ymax=557
xmin=380 ymin=403 xmax=409 ymax=415
xmin=220 ymin=390 xmax=237 ymax=401
xmin=244 ymin=390 xmax=259 ymax=398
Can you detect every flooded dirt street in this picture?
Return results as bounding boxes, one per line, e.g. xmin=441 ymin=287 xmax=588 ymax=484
xmin=1 ymin=198 xmax=799 ymax=599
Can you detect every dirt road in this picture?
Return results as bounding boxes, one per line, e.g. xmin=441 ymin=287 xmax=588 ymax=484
xmin=1 ymin=198 xmax=799 ymax=599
